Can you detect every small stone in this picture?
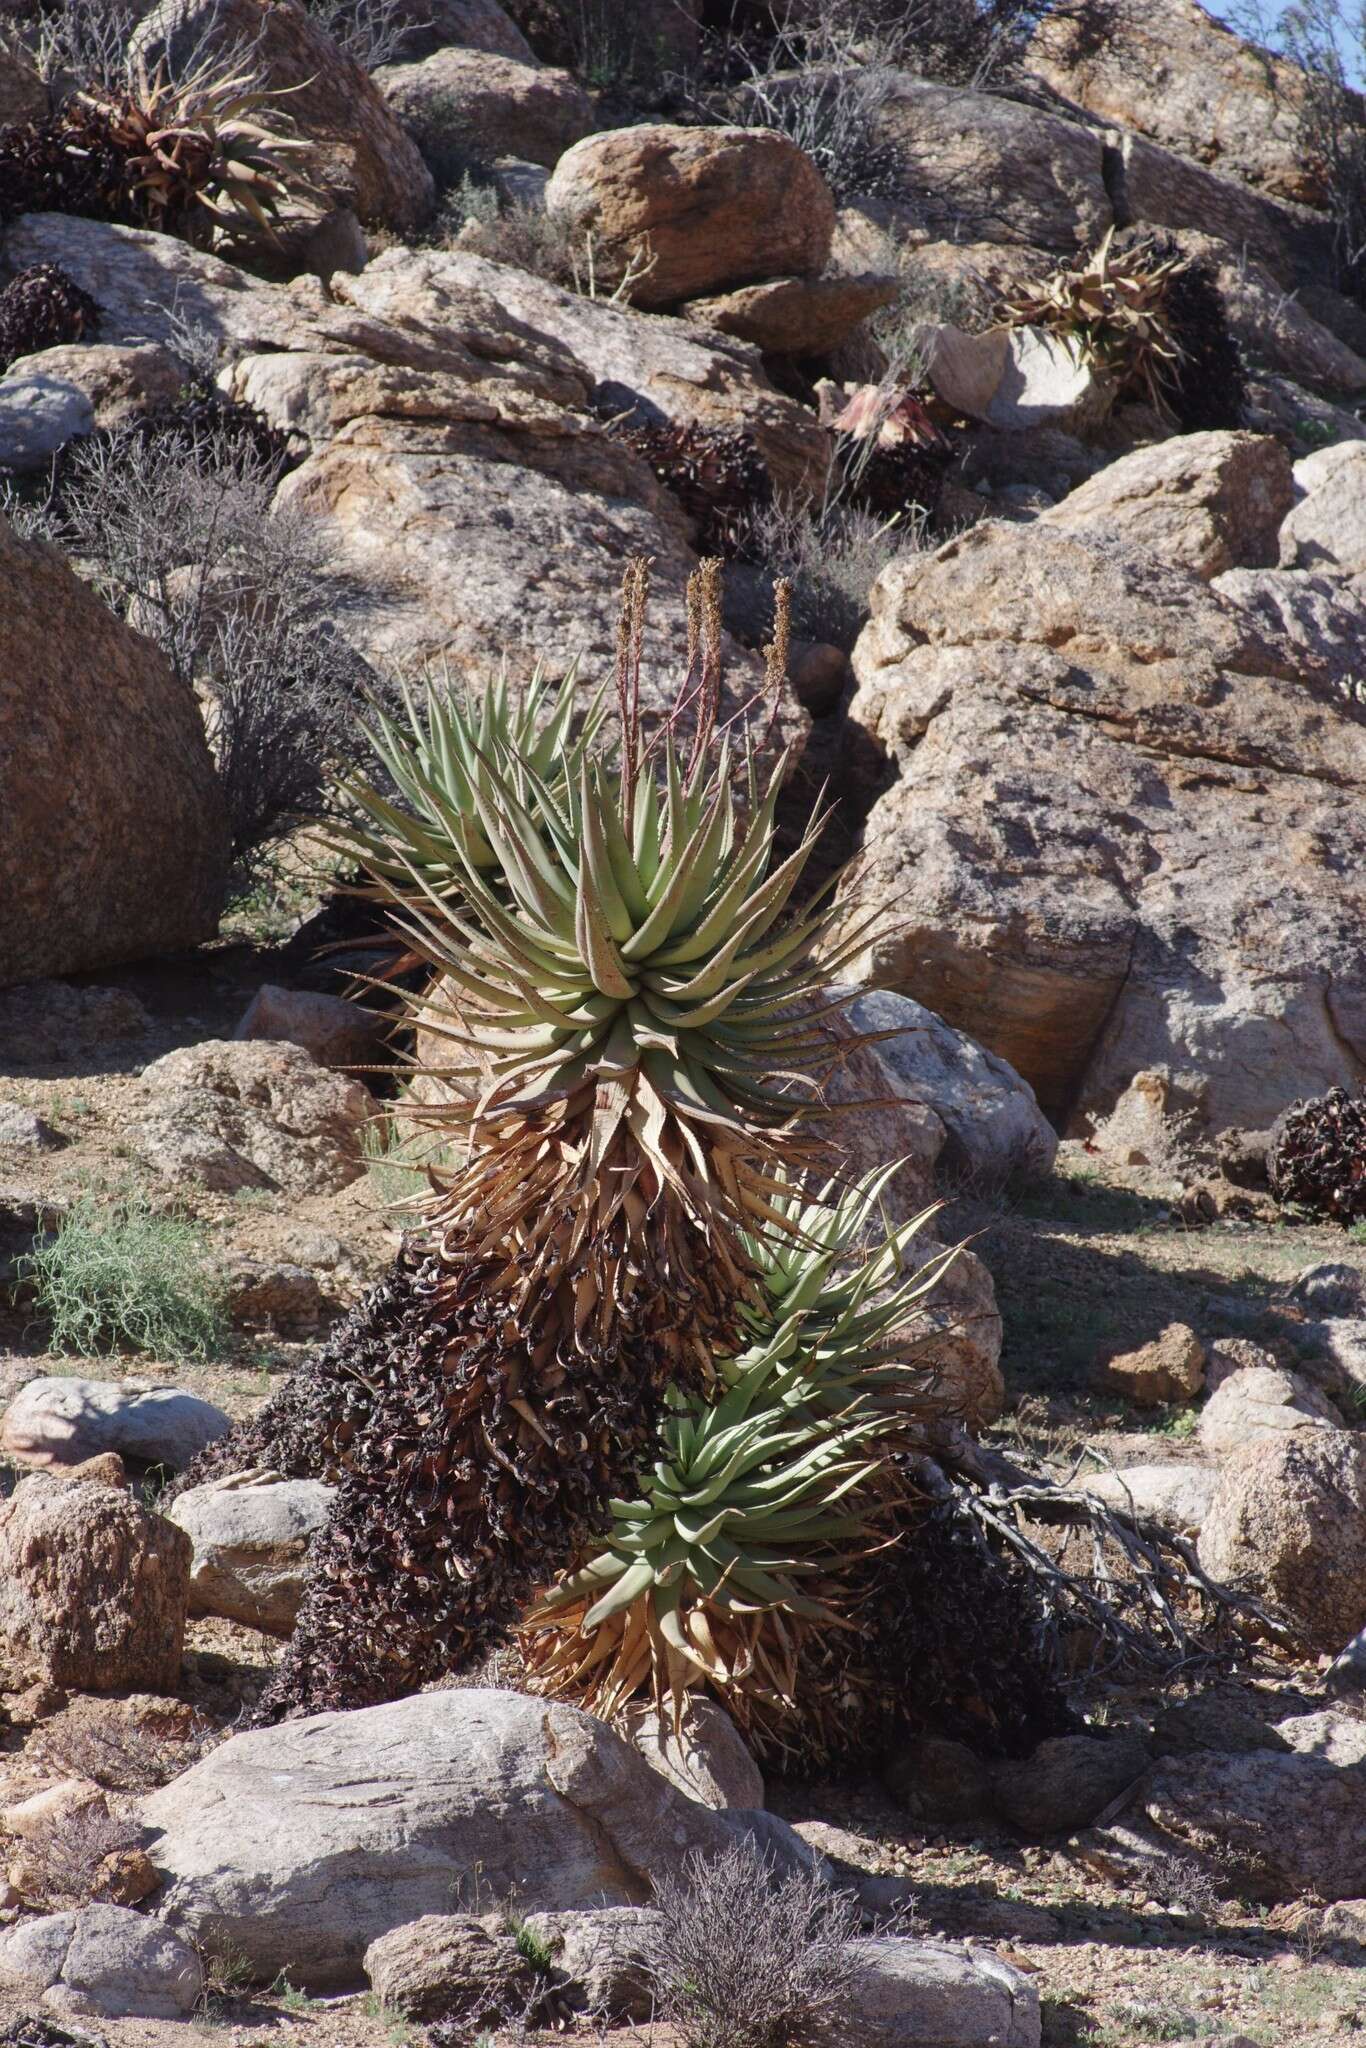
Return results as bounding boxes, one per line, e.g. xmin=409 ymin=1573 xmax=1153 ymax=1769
xmin=0 ymin=1103 xmax=62 ymax=1151
xmin=1198 ymin=1430 xmax=1366 ymax=1652
xmin=545 ymin=124 xmax=836 ymax=310
xmin=166 ymin=1473 xmax=335 ymax=1636
xmin=1290 ymin=1261 xmax=1366 ymax=1318
xmin=5 ymin=1683 xmax=68 ymax=1727
xmin=683 ymin=272 xmax=901 ymax=356
xmin=131 ymin=1039 xmax=370 ymax=1195
xmin=928 ymin=321 xmax=1114 ymax=435
xmin=363 ymin=1913 xmax=534 ymax=2022
xmin=1216 ymin=1126 xmax=1273 ymax=1188
xmin=1204 ymin=1336 xmax=1281 ymax=1395
xmin=0 ymin=375 xmax=94 ymax=473
xmin=1079 ymin=1463 xmax=1218 ymax=1535
xmin=5 ymin=343 xmax=186 ymax=431
xmin=1325 ymin=1625 xmax=1366 ymax=1696
xmin=218 ymin=1255 xmax=331 ymax=1336
xmin=90 ymin=1846 xmax=159 ymax=1907
xmin=882 ymin=1736 xmax=993 ymax=1826
xmin=234 ymin=983 xmax=386 ymax=1072
xmin=1102 ymin=1324 xmax=1206 ymax=1408
xmin=790 ymin=640 xmax=850 ymax=716
xmin=0 ymin=1904 xmax=201 ymax=2018
xmin=61 ymin=1454 xmax=129 ymax=1490
xmin=515 ymin=1907 xmax=659 ymax=2022
xmin=1197 ymin=1364 xmax=1341 ymax=1455
xmin=845 ymin=1937 xmax=1041 ymax=2048
xmin=376 ymin=46 xmax=595 ymax=172
xmin=991 ymin=1732 xmax=1152 ymax=1838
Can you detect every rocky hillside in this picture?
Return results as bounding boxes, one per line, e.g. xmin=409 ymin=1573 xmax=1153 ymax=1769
xmin=2 ymin=2 xmax=1366 ymax=2045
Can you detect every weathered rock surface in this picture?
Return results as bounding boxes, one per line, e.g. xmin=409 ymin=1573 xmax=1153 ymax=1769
xmin=1162 ymin=230 xmax=1366 ymax=397
xmin=1080 ymin=1463 xmax=1218 ymax=1534
xmin=333 ymin=243 xmax=832 ymax=497
xmin=130 ymin=0 xmax=434 ymax=229
xmin=1326 ymin=1628 xmax=1366 ymax=1696
xmin=1031 ymin=0 xmax=1324 ymax=207
xmin=0 ymin=45 xmax=46 ymax=126
xmin=1198 ymin=1431 xmax=1366 ymax=1650
xmin=0 ymin=1905 xmax=202 ymax=2019
xmin=927 ymin=322 xmax=1113 ymax=435
xmin=4 ymin=343 xmax=186 ymax=429
xmin=873 ymin=80 xmax=1110 ymax=250
xmin=620 ymin=1699 xmax=763 ymax=1811
xmin=1197 ymin=1364 xmax=1342 ymax=1455
xmin=516 ymin=1906 xmax=657 ymax=2021
xmin=2 ymin=225 xmax=815 ymax=731
xmin=0 ymin=372 xmax=93 ymax=471
xmin=1102 ymin=1324 xmax=1206 ymax=1408
xmin=845 ymin=1938 xmax=1041 ymax=2047
xmin=1106 ymin=131 xmax=1330 ymax=293
xmin=0 ymin=1474 xmax=189 ymax=1693
xmin=380 ymin=0 xmax=534 ymax=60
xmin=545 ymin=124 xmax=836 ymax=308
xmin=848 ymin=988 xmax=1057 ymax=1188
xmin=0 ymin=1102 xmax=61 ymax=1151
xmin=142 ymin=1688 xmax=817 ymax=1986
xmin=1134 ymin=1747 xmax=1366 ymax=1901
xmin=1290 ymin=1261 xmax=1366 ymax=1317
xmin=1 ymin=1378 xmax=231 ymax=1473
xmin=1304 ymin=1318 xmax=1366 ymax=1413
xmin=839 ymin=517 xmax=1366 ymax=1132
xmin=0 ymin=981 xmax=153 ymax=1066
xmin=682 ymin=271 xmax=899 ymax=356
xmin=234 ymin=984 xmax=385 ymax=1071
xmin=1281 ymin=440 xmax=1366 ymax=575
xmin=3 ymin=216 xmax=335 ymax=355
xmin=363 ymin=1914 xmax=532 ymax=2022
xmin=166 ymin=1474 xmax=335 ymax=1635
xmin=0 ymin=514 xmax=227 ymax=989
xmin=377 ymin=46 xmax=594 ymax=169
xmin=991 ymin=1732 xmax=1152 ymax=1839
xmin=1039 ymin=431 xmax=1295 ymax=580
xmin=131 ymin=1040 xmax=370 ymax=1195
xmin=1213 ymin=566 xmax=1366 ymax=696
xmin=820 ymin=1016 xmax=1006 ymax=1428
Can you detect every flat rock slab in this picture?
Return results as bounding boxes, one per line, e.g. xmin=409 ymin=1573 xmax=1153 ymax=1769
xmin=2 ymin=1377 xmax=231 ymax=1472
xmin=141 ymin=1687 xmax=819 ymax=1988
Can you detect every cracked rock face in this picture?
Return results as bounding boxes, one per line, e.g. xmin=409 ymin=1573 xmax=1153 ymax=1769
xmin=836 ymin=447 xmax=1366 ymax=1132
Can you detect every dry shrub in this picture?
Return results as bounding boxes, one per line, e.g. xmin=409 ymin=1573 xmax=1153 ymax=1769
xmin=6 ymin=1795 xmax=148 ymax=1912
xmin=10 ymin=407 xmax=383 ymax=879
xmin=644 ymin=1840 xmax=862 ymax=2048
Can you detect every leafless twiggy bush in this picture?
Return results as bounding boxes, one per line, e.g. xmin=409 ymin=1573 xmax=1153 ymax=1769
xmin=8 ymin=1798 xmax=147 ymax=1911
xmin=12 ymin=421 xmax=381 ymax=876
xmin=753 ymin=371 xmax=932 ymax=650
xmin=304 ymin=0 xmax=419 ymax=69
xmin=643 ymin=1840 xmax=863 ymax=2048
xmin=19 ymin=0 xmax=138 ymax=84
xmin=1230 ymin=0 xmax=1366 ymax=303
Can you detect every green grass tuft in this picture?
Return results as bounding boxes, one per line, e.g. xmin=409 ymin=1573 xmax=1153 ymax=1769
xmin=18 ymin=1195 xmax=228 ymax=1362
